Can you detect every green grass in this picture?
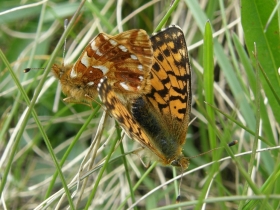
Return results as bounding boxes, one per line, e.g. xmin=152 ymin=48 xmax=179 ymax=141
xmin=0 ymin=0 xmax=279 ymax=209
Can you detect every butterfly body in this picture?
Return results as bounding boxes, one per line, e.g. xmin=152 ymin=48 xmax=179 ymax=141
xmin=131 ymin=97 xmax=188 ymax=167
xmin=98 ymin=25 xmax=191 ymax=170
xmin=52 ymin=29 xmax=153 ymax=104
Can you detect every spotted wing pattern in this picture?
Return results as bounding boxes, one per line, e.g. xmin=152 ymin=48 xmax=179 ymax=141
xmin=52 ymin=29 xmax=153 ymax=104
xmin=98 ymin=25 xmax=191 ymax=169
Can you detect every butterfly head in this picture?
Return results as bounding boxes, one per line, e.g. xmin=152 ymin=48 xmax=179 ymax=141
xmin=170 ymin=156 xmax=190 ymax=170
xmin=52 ymin=63 xmax=97 ymax=103
xmin=52 ymin=63 xmax=73 ymax=79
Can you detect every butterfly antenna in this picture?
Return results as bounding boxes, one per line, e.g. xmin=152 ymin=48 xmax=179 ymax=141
xmin=62 ymin=19 xmax=68 ymax=65
xmin=24 ymin=19 xmax=69 ymax=73
xmin=176 ymin=167 xmax=183 ymax=203
xmin=175 ymin=140 xmax=237 ymax=202
xmin=174 ymin=114 xmax=195 ymax=199
xmin=189 ymin=140 xmax=238 ymax=160
xmin=23 ymin=68 xmax=45 ymax=73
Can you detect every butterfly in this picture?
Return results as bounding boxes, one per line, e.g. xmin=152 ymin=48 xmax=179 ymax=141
xmin=52 ymin=29 xmax=153 ymax=105
xmin=98 ymin=25 xmax=192 ymax=169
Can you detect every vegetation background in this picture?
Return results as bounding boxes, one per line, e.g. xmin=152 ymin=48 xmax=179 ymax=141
xmin=0 ymin=0 xmax=279 ymax=209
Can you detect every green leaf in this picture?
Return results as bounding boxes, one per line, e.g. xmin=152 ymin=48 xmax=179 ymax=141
xmin=241 ymin=0 xmax=280 ymax=124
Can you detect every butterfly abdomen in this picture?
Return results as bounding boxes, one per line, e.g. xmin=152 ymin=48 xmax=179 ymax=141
xmin=132 ymin=97 xmax=181 ymax=163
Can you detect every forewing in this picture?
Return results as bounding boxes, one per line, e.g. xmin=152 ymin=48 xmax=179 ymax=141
xmin=72 ymin=29 xmax=153 ymax=95
xmin=140 ymin=25 xmax=191 ymax=145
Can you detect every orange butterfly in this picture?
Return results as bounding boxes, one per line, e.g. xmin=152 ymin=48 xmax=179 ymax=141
xmin=52 ymin=29 xmax=153 ymax=105
xmin=98 ymin=25 xmax=191 ymax=169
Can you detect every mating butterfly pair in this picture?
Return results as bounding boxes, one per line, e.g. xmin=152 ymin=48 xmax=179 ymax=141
xmin=53 ymin=25 xmax=191 ymax=170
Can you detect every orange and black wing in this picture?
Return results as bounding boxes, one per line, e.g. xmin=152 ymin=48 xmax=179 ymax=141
xmin=131 ymin=25 xmax=191 ymax=167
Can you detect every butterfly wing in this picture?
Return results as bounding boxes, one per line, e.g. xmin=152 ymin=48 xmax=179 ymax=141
xmin=131 ymin=25 xmax=191 ymax=167
xmin=52 ymin=29 xmax=153 ymax=103
xmin=71 ymin=29 xmax=153 ymax=96
xmin=147 ymin=25 xmax=191 ymax=144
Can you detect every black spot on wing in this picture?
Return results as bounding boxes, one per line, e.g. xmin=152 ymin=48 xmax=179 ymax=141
xmin=157 ymin=53 xmax=164 ymax=62
xmin=152 ymin=62 xmax=160 ymax=71
xmin=163 ymin=49 xmax=170 ymax=57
